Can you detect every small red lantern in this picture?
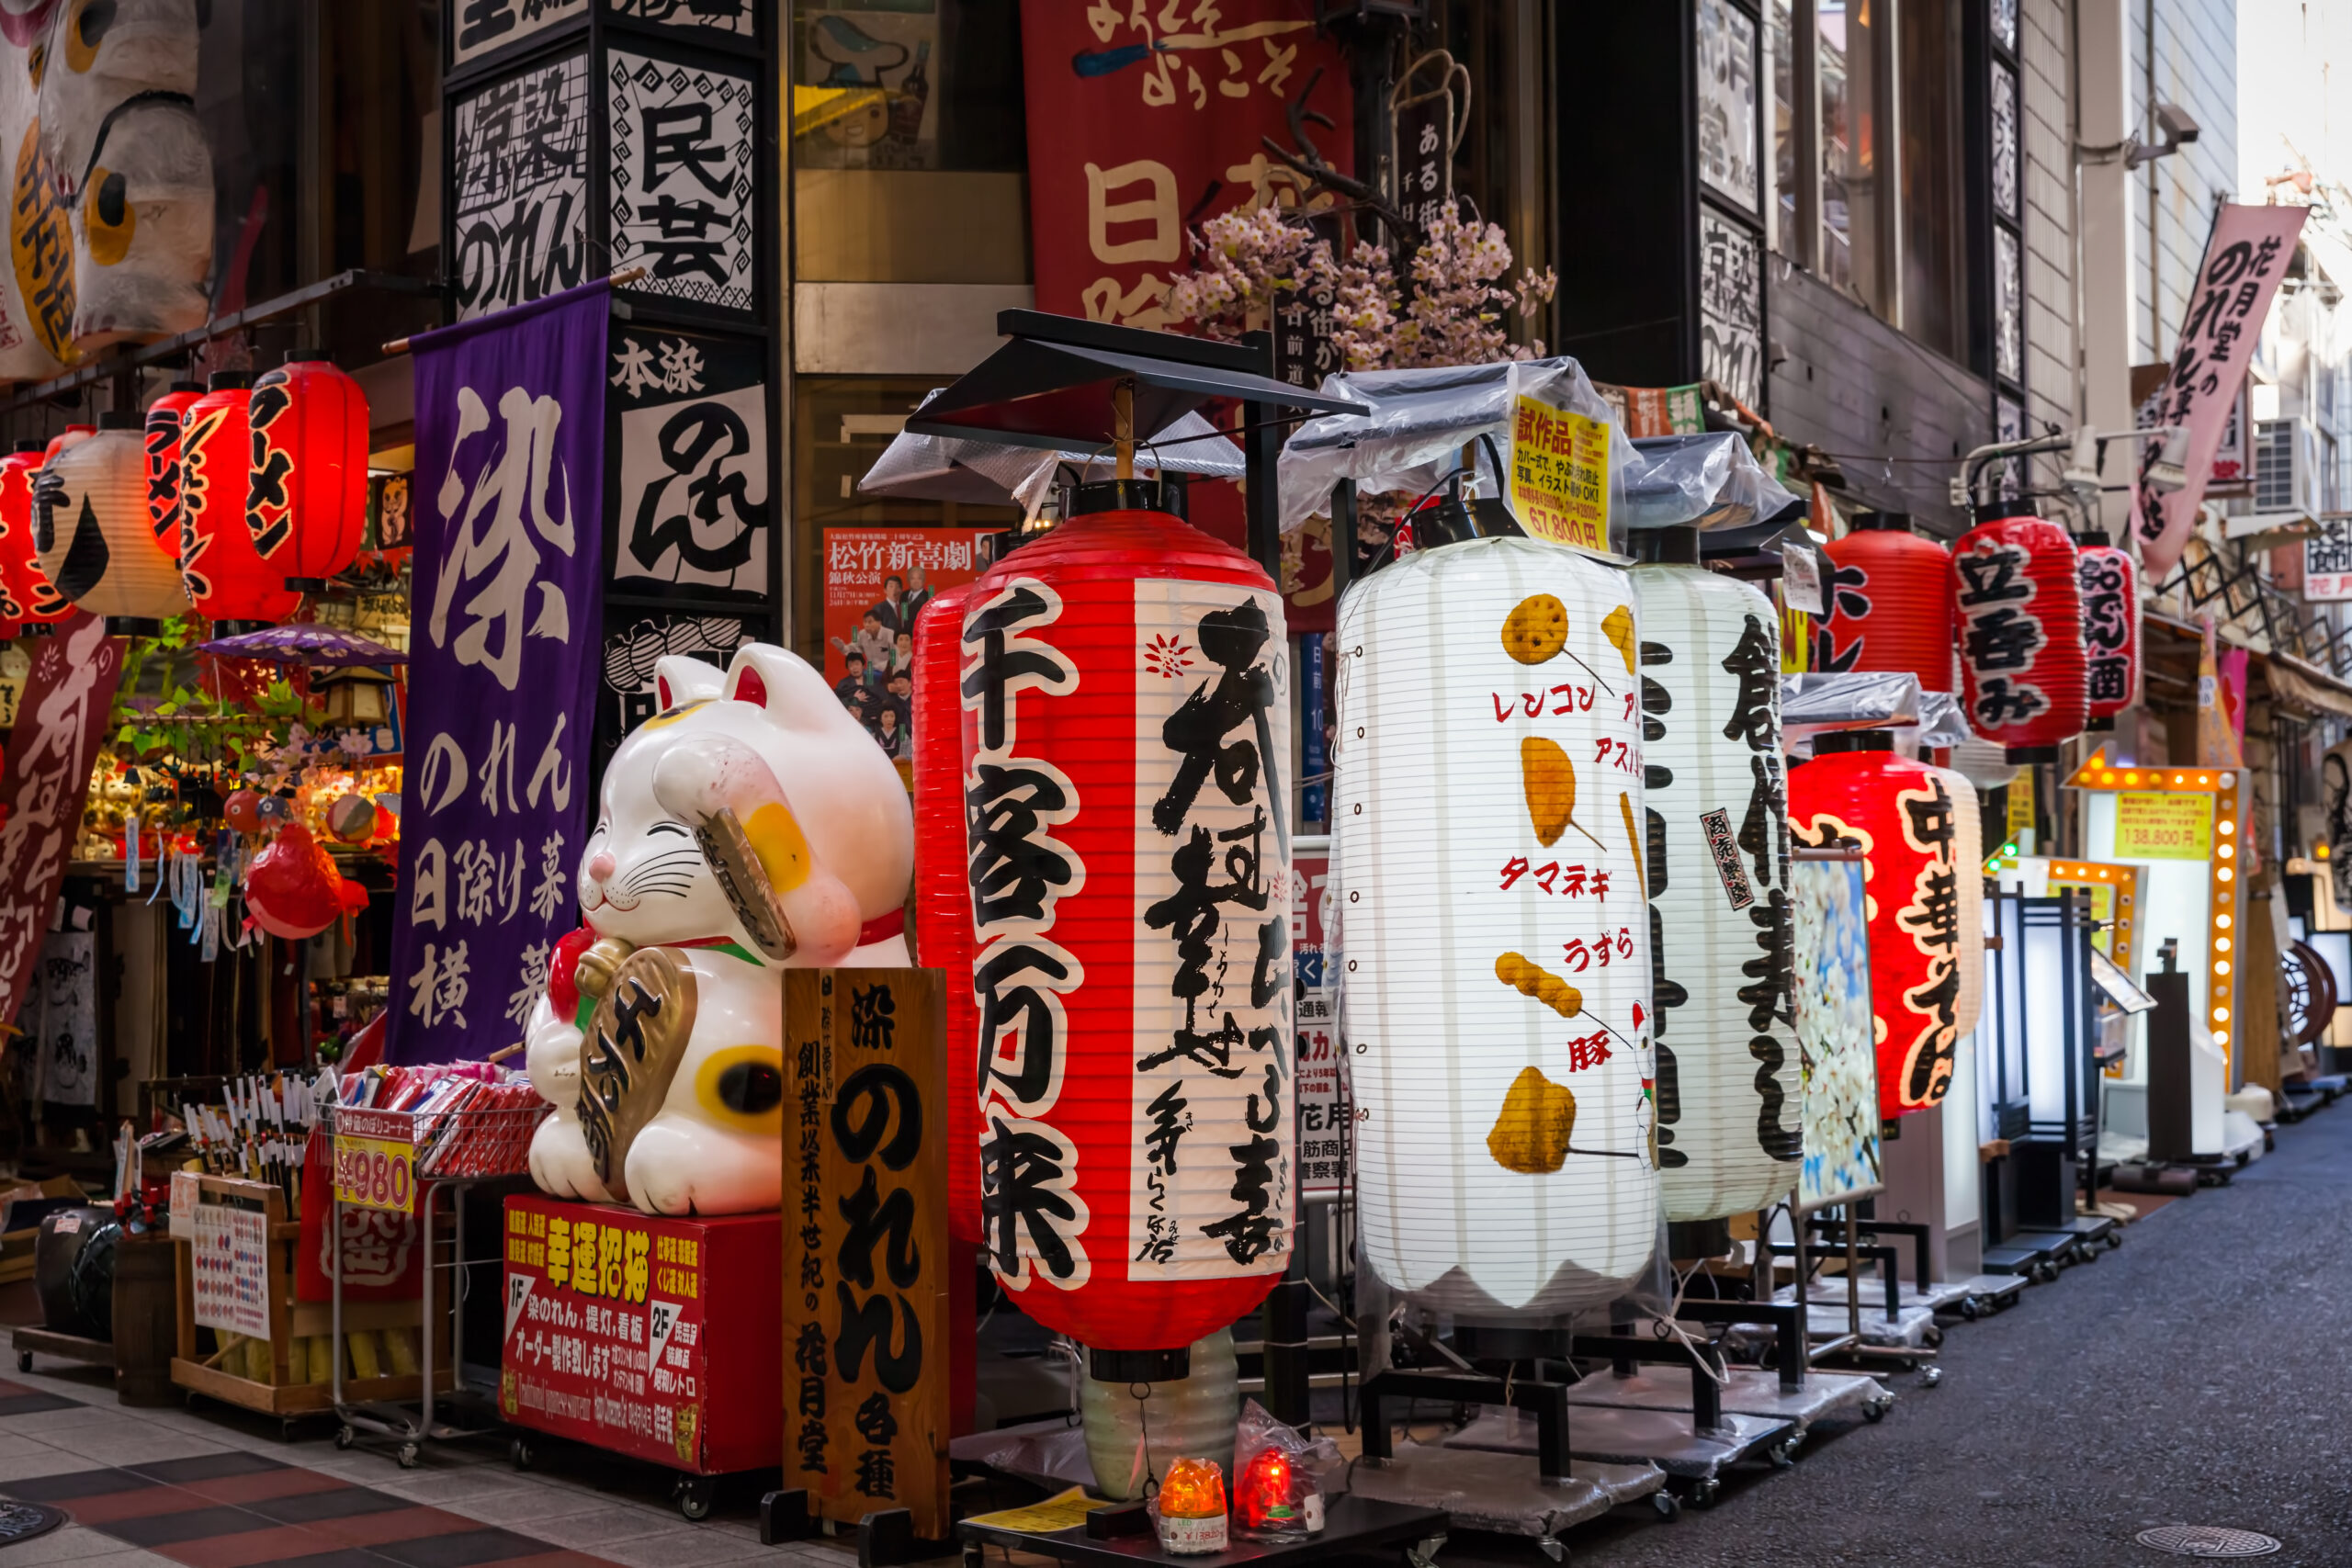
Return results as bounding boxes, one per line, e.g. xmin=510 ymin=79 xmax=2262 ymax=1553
xmin=247 ymin=353 xmax=369 ymax=591
xmin=1790 ymin=735 xmax=1985 ymax=1119
xmin=1818 ymin=511 xmax=1954 ymax=690
xmin=143 ymin=379 xmax=206 ymax=562
xmin=42 ymin=424 xmax=92 ymax=466
xmin=0 ymin=442 xmax=69 ymax=631
xmin=179 ymin=371 xmax=300 ymax=629
xmin=912 ymin=581 xmax=982 ymax=1245
xmin=1951 ymin=503 xmax=2087 ymax=754
xmin=959 ymin=495 xmax=1294 ymax=1364
xmin=2074 ymin=531 xmax=2140 ymax=726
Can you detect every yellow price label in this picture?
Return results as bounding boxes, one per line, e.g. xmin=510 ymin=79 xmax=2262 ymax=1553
xmin=333 ymin=1108 xmax=416 ymax=1213
xmin=1508 ymin=395 xmax=1611 ymax=552
xmin=2112 ymin=792 xmax=2212 ymax=862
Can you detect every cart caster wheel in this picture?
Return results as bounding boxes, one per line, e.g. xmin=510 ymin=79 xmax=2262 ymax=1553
xmin=1959 ymin=1297 xmax=1981 ymax=1320
xmin=15 ymin=1349 xmax=28 ymax=1372
xmin=1921 ymin=1366 xmax=1943 ymax=1387
xmin=1767 ymin=1437 xmax=1798 ymax=1469
xmin=1923 ymin=1325 xmax=1944 ymax=1348
xmin=677 ymin=1478 xmax=715 ymax=1521
xmin=1862 ymin=1396 xmax=1893 ymax=1423
xmin=396 ymin=1443 xmax=420 ymax=1470
xmin=334 ymin=1426 xmax=356 ymax=1450
xmin=2106 ymin=1231 xmax=2123 ymax=1250
xmin=1651 ymin=1490 xmax=1681 ymax=1521
xmin=2032 ymin=1262 xmax=2059 ymax=1284
xmin=511 ymin=1438 xmax=537 ymax=1472
xmin=1533 ymin=1537 xmax=1564 ymax=1563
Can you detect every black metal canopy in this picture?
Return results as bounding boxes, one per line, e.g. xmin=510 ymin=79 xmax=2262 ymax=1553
xmin=903 ymin=310 xmax=1366 ymax=455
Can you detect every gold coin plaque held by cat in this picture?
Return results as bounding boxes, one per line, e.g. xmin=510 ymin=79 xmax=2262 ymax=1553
xmin=579 ymin=946 xmax=698 ymax=1201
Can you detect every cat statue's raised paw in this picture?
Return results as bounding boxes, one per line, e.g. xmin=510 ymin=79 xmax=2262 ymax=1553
xmin=524 ymin=644 xmax=912 ymax=1215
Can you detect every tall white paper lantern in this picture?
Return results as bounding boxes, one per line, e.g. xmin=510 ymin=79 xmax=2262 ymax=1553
xmin=1335 ymin=535 xmax=1658 ymax=1320
xmin=34 ymin=411 xmax=187 ymax=632
xmin=1632 ymin=538 xmax=1800 ymax=1220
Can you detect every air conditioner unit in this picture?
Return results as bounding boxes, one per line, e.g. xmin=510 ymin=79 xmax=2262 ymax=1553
xmin=2253 ymin=416 xmax=2320 ymax=516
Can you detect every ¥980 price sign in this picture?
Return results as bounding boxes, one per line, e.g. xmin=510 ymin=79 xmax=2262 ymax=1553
xmin=334 ymin=1107 xmax=416 ymax=1214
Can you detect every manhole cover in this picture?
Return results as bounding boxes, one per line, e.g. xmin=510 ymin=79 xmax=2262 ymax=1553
xmin=0 ymin=1501 xmax=64 ymax=1546
xmin=2136 ymin=1525 xmax=2282 ymax=1558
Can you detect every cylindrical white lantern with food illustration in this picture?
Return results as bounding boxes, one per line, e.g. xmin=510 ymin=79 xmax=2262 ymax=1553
xmin=1334 ymin=534 xmax=1657 ymax=1320
xmin=1632 ymin=530 xmax=1801 ymax=1221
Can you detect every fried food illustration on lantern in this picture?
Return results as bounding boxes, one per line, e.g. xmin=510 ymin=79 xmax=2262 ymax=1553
xmin=524 ymin=646 xmax=913 ymax=1217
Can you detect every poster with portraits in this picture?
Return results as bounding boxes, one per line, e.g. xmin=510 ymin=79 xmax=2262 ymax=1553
xmin=820 ymin=527 xmax=991 ymax=761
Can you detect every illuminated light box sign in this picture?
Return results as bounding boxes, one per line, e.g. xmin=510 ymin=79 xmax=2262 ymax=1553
xmin=2112 ymin=793 xmax=2211 ymax=861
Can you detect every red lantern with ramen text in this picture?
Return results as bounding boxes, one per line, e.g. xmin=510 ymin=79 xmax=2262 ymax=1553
xmin=960 ymin=490 xmax=1293 ymax=1374
xmin=1817 ymin=512 xmax=1954 ymax=690
xmin=179 ymin=372 xmax=301 ymax=629
xmin=143 ymin=380 xmax=206 ymax=562
xmin=2074 ymin=532 xmax=2139 ymax=726
xmin=1951 ymin=503 xmax=2086 ymax=756
xmin=912 ymin=581 xmax=982 ymax=1246
xmin=0 ymin=442 xmax=68 ymax=631
xmin=248 ymin=354 xmax=369 ymax=591
xmin=1790 ymin=734 xmax=1984 ymax=1120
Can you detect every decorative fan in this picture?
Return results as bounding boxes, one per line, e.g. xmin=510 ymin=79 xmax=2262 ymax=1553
xmin=2284 ymin=940 xmax=2338 ymax=1049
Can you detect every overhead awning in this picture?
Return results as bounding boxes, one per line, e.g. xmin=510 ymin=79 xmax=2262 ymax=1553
xmin=859 ymin=397 xmax=1245 ymax=514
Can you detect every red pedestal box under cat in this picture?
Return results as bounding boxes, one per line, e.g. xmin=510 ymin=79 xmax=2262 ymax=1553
xmin=500 ymin=1194 xmax=779 ymax=1476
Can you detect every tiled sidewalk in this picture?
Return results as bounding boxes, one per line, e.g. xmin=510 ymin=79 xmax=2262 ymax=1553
xmin=0 ymin=1344 xmax=856 ymax=1568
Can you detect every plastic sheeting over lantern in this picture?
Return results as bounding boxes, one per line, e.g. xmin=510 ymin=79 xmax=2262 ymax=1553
xmin=961 ymin=504 xmax=1294 ymax=1354
xmin=1952 ymin=508 xmax=2086 ymax=750
xmin=1817 ymin=513 xmax=1954 ymax=691
xmin=179 ymin=373 xmax=300 ymax=626
xmin=912 ymin=581 xmax=981 ymax=1246
xmin=2075 ymin=535 xmax=2140 ymax=721
xmin=1335 ymin=535 xmax=1657 ymax=1319
xmin=1632 ymin=550 xmax=1801 ymax=1221
xmin=248 ymin=356 xmax=369 ymax=588
xmin=35 ymin=412 xmax=187 ymax=627
xmin=1790 ymin=739 xmax=1985 ymax=1120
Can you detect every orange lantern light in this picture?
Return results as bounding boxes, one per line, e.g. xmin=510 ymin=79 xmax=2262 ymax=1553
xmin=143 ymin=379 xmax=206 ymax=562
xmin=178 ymin=371 xmax=300 ymax=630
xmin=0 ymin=441 xmax=69 ymax=633
xmin=248 ymin=353 xmax=369 ymax=591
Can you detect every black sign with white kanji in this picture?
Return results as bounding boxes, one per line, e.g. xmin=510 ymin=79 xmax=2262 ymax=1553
xmin=607 ymin=50 xmax=758 ymax=314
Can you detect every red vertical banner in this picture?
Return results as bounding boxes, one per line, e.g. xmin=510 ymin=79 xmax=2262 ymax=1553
xmin=0 ymin=613 xmax=122 ymax=1032
xmin=1018 ymin=3 xmax=1352 ymax=326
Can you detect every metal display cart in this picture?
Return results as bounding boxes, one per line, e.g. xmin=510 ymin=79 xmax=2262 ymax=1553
xmin=326 ymin=1097 xmax=548 ymax=1466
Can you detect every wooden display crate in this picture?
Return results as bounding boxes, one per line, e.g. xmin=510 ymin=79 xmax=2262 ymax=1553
xmin=169 ymin=1175 xmax=450 ymax=1417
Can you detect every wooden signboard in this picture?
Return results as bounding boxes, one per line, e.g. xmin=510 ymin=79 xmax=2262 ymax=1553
xmin=782 ymin=967 xmax=950 ymax=1540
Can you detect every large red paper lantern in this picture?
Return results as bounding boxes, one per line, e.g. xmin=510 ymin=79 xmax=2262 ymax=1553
xmin=178 ymin=372 xmax=300 ymax=628
xmin=1951 ymin=504 xmax=2086 ymax=753
xmin=1791 ymin=735 xmax=1984 ymax=1119
xmin=2074 ymin=532 xmax=2140 ymax=724
xmin=248 ymin=354 xmax=369 ymax=590
xmin=0 ymin=442 xmax=69 ymax=631
xmin=1817 ymin=511 xmax=1954 ymax=690
xmin=143 ymin=380 xmax=206 ymax=562
xmin=960 ymin=497 xmax=1293 ymax=1365
xmin=912 ymin=581 xmax=981 ymax=1246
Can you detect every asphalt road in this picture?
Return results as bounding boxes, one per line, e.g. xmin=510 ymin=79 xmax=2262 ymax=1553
xmin=1445 ymin=1105 xmax=2352 ymax=1567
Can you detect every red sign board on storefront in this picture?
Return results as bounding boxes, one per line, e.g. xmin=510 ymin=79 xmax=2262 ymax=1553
xmin=501 ymin=1194 xmax=782 ymax=1477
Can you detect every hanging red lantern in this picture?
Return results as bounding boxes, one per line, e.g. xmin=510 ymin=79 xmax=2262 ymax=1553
xmin=1790 ymin=735 xmax=1985 ymax=1120
xmin=178 ymin=371 xmax=300 ymax=629
xmin=248 ymin=353 xmax=369 ymax=591
xmin=960 ymin=491 xmax=1294 ymax=1371
xmin=1951 ymin=503 xmax=2087 ymax=755
xmin=0 ymin=442 xmax=69 ymax=632
xmin=2074 ymin=531 xmax=2139 ymax=726
xmin=912 ymin=581 xmax=982 ymax=1246
xmin=143 ymin=380 xmax=206 ymax=563
xmin=1817 ymin=511 xmax=1954 ymax=690
xmin=42 ymin=424 xmax=93 ymax=467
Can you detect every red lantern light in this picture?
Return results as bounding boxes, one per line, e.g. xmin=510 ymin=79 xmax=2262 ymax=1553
xmin=248 ymin=354 xmax=369 ymax=591
xmin=179 ymin=372 xmax=300 ymax=628
xmin=1951 ymin=505 xmax=2086 ymax=752
xmin=42 ymin=424 xmax=92 ymax=467
xmin=143 ymin=379 xmax=206 ymax=562
xmin=960 ymin=500 xmax=1294 ymax=1360
xmin=0 ymin=442 xmax=69 ymax=631
xmin=2074 ymin=533 xmax=2139 ymax=725
xmin=913 ymin=581 xmax=982 ymax=1246
xmin=1790 ymin=736 xmax=1985 ymax=1119
xmin=1817 ymin=512 xmax=1954 ymax=690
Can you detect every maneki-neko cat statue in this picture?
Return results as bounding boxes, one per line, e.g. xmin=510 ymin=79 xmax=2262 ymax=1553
xmin=525 ymin=645 xmax=913 ymax=1216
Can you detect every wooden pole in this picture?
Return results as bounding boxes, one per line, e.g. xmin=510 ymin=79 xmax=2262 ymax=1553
xmin=1114 ymin=379 xmax=1136 ymax=479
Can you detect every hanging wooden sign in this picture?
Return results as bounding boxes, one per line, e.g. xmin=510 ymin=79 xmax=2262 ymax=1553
xmin=782 ymin=966 xmax=950 ymax=1540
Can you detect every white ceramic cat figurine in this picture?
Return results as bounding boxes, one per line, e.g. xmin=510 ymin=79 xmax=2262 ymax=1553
xmin=525 ymin=643 xmax=913 ymax=1215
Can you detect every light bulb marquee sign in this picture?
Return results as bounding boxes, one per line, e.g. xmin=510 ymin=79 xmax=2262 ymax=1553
xmin=2064 ymin=750 xmax=2241 ymax=1064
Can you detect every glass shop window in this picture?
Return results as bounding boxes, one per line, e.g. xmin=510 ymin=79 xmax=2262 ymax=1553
xmin=791 ymin=1 xmax=1033 ymax=285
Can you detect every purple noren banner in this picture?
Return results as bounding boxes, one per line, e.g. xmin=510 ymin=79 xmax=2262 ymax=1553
xmin=387 ymin=281 xmax=608 ymax=1064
